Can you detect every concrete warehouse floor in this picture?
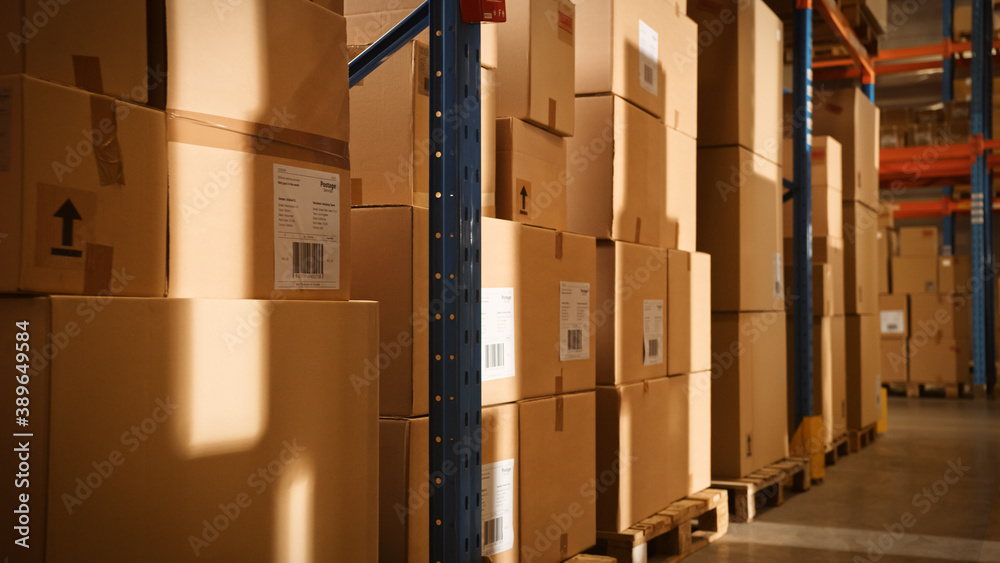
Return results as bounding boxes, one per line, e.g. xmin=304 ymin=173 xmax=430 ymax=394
xmin=680 ymin=396 xmax=1000 ymax=562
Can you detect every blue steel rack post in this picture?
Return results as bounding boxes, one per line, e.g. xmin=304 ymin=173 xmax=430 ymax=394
xmin=942 ymin=0 xmax=956 ymax=255
xmin=348 ymin=1 xmax=485 ymax=560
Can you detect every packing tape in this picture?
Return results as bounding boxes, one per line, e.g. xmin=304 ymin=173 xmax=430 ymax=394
xmin=643 ymin=380 xmax=650 ymax=394
xmin=167 ymin=109 xmax=350 ymax=169
xmin=73 ymin=55 xmax=104 ymax=95
xmin=83 ymin=243 xmax=114 ymax=295
xmin=89 ymin=97 xmax=125 ymax=186
xmin=555 ymin=232 xmax=564 ymax=260
xmin=560 ymin=534 xmax=569 ymax=557
xmin=634 ymin=217 xmax=642 ymax=244
xmin=548 ymin=98 xmax=557 ymax=131
xmin=351 ymin=178 xmax=364 ymax=207
xmin=555 ymin=396 xmax=564 ymax=432
xmin=555 ymin=370 xmax=564 ymax=395
xmin=168 ymin=115 xmax=350 ymax=170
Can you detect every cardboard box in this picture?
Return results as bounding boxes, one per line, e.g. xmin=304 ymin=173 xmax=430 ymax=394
xmin=663 ymin=8 xmax=699 ymax=137
xmin=312 ymin=0 xmax=344 ymax=13
xmin=483 ymin=66 xmax=498 ymax=215
xmin=781 ymin=136 xmax=843 ymax=239
xmin=785 ymin=316 xmax=836 ymax=444
xmin=812 ymin=89 xmax=880 ymax=209
xmin=597 ymin=377 xmax=681 ymax=532
xmin=711 ymin=312 xmax=789 ymax=478
xmin=908 ymin=339 xmax=959 ymax=384
xmin=0 ymin=296 xmax=378 ymax=561
xmin=575 ymin=0 xmax=669 ymax=120
xmin=938 ymin=255 xmax=972 ymax=294
xmin=952 ymin=295 xmax=972 ymax=383
xmin=163 ymin=0 xmax=350 ymax=144
xmin=167 ymin=115 xmax=351 ymax=300
xmin=683 ymin=371 xmax=712 ymax=493
xmin=379 ymin=405 xmax=519 ymax=563
xmin=496 ymin=118 xmax=568 ymax=231
xmin=667 ymin=250 xmax=712 ymax=375
xmin=784 ymin=236 xmax=846 ymax=316
xmin=909 ymin=293 xmax=959 ymax=342
xmin=881 ymin=337 xmax=909 ymax=384
xmin=828 ymin=315 xmax=847 ymax=438
xmin=596 ymin=242 xmax=669 ymax=385
xmin=879 ymin=294 xmax=908 ymax=339
xmin=843 ymin=201 xmax=879 ymax=315
xmin=689 ymin=0 xmax=783 ymax=164
xmin=665 ymin=127 xmax=698 ymax=251
xmin=878 ymin=204 xmax=895 ymax=229
xmin=845 ymin=314 xmax=880 ymax=429
xmin=519 ymin=392 xmax=596 ymax=563
xmin=0 ymin=75 xmax=167 ymax=296
xmin=0 ymin=2 xmax=160 ymax=104
xmin=891 ymin=256 xmax=938 ymax=294
xmin=898 ymin=226 xmax=938 ymax=257
xmin=878 ymin=228 xmax=890 ymax=294
xmin=348 ymin=41 xmax=430 ymax=207
xmin=784 ymin=263 xmax=834 ymax=317
xmin=697 ymin=146 xmax=783 ymax=312
xmin=567 ymin=95 xmax=666 ymax=246
xmin=496 ymin=0 xmax=575 ymax=136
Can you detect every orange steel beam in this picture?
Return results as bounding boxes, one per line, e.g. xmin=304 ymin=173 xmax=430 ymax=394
xmin=813 ymin=0 xmax=875 ymax=82
xmin=880 ymin=144 xmax=1000 ymax=188
xmin=811 ymin=39 xmax=1000 ymax=72
xmin=893 ymin=198 xmax=1000 ymax=218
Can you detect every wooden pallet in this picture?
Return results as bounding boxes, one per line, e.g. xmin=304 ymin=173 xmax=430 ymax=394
xmin=848 ymin=423 xmax=877 ymax=453
xmin=595 ymin=488 xmax=729 ymax=563
xmin=711 ymin=458 xmax=810 ymax=523
xmin=824 ymin=433 xmax=850 ymax=466
xmin=884 ymin=382 xmax=972 ymax=398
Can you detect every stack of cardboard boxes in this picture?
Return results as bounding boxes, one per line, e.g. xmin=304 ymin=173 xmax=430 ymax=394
xmin=811 ymin=88 xmax=883 ymax=433
xmin=880 ymin=226 xmax=973 ymax=386
xmin=2 ymin=1 xmax=380 ymax=560
xmin=781 ymin=136 xmax=849 ymax=448
xmin=689 ymin=0 xmax=789 ymax=479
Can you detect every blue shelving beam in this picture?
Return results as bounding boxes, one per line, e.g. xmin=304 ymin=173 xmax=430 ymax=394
xmin=348 ymin=1 xmax=483 ymax=560
xmin=970 ymin=0 xmax=997 ymax=391
xmin=942 ymin=0 xmax=956 ymax=256
xmin=792 ymin=0 xmax=814 ymax=429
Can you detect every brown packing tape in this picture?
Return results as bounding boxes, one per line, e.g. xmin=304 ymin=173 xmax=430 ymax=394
xmin=555 ymin=232 xmax=564 ymax=260
xmin=555 ymin=397 xmax=564 ymax=432
xmin=548 ymin=98 xmax=557 ymax=131
xmin=168 ymin=116 xmax=349 ymax=170
xmin=83 ymin=244 xmax=114 ymax=295
xmin=73 ymin=55 xmax=104 ymax=95
xmin=167 ymin=109 xmax=350 ymax=169
xmin=643 ymin=380 xmax=650 ymax=394
xmin=634 ymin=218 xmax=642 ymax=244
xmin=351 ymin=178 xmax=364 ymax=206
xmin=89 ymin=97 xmax=125 ymax=186
xmin=555 ymin=370 xmax=564 ymax=394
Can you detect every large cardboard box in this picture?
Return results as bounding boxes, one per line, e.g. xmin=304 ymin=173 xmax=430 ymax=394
xmin=347 ymin=41 xmax=430 ymax=207
xmin=784 ymin=236 xmax=846 ymax=316
xmin=496 ymin=118 xmax=568 ymax=231
xmin=689 ymin=0 xmax=783 ymax=164
xmin=781 ymin=137 xmax=843 ymax=239
xmin=0 ymin=75 xmax=167 ymax=296
xmin=483 ymin=67 xmax=498 ymax=215
xmin=596 ymin=242 xmax=669 ymax=385
xmin=0 ymin=296 xmax=378 ymax=561
xmin=785 ymin=316 xmax=836 ymax=444
xmin=519 ymin=392 xmax=596 ymax=563
xmin=167 ymin=116 xmax=351 ymax=300
xmin=663 ymin=8 xmax=699 ymax=137
xmin=711 ymin=312 xmax=789 ymax=478
xmin=891 ymin=257 xmax=938 ymax=294
xmin=567 ymin=95 xmax=666 ymax=246
xmin=898 ymin=226 xmax=939 ymax=257
xmin=665 ymin=127 xmax=698 ymax=252
xmin=496 ymin=0 xmax=575 ymax=136
xmin=881 ymin=337 xmax=909 ymax=384
xmin=908 ymin=339 xmax=959 ymax=384
xmin=843 ymin=201 xmax=879 ymax=315
xmin=596 ymin=377 xmax=681 ymax=532
xmin=379 ymin=405 xmax=519 ymax=563
xmin=575 ymin=0 xmax=669 ymax=120
xmin=668 ymin=250 xmax=712 ymax=375
xmin=879 ymin=294 xmax=908 ymax=339
xmin=938 ymin=255 xmax=972 ymax=294
xmin=163 ymin=0 xmax=350 ymax=144
xmin=812 ymin=88 xmax=880 ymax=209
xmin=784 ymin=263 xmax=834 ymax=317
xmin=698 ymin=146 xmax=784 ymax=312
xmin=845 ymin=314 xmax=880 ymax=429
xmin=683 ymin=371 xmax=712 ymax=494
xmin=0 ymin=2 xmax=160 ymax=104
xmin=909 ymin=293 xmax=958 ymax=342
xmin=829 ymin=315 xmax=848 ymax=439
xmin=878 ymin=228 xmax=890 ymax=294
xmin=952 ymin=294 xmax=972 ymax=383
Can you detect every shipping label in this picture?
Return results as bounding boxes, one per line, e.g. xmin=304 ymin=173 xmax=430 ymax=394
xmin=638 ymin=20 xmax=659 ymax=95
xmin=273 ymin=164 xmax=341 ymax=290
xmin=482 ymin=288 xmax=516 ymax=381
xmin=481 ymin=459 xmax=515 ymax=556
xmin=880 ymin=310 xmax=905 ymax=335
xmin=559 ymin=281 xmax=590 ymax=361
xmin=643 ymin=299 xmax=664 ymax=366
xmin=773 ymin=253 xmax=784 ymax=301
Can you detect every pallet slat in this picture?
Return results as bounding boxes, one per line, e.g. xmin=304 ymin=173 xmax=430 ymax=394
xmin=711 ymin=457 xmax=811 ymax=523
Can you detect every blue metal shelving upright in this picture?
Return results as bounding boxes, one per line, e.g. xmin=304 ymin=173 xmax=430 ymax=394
xmin=942 ymin=0 xmax=956 ymax=255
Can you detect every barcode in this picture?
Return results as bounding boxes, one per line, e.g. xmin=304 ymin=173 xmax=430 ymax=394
xmin=567 ymin=329 xmax=583 ymax=351
xmin=648 ymin=339 xmax=659 ymax=358
xmin=292 ymin=242 xmax=324 ymax=275
xmin=484 ymin=516 xmax=504 ymax=546
xmin=485 ymin=343 xmax=504 ymax=368
xmin=643 ymin=64 xmax=653 ymax=85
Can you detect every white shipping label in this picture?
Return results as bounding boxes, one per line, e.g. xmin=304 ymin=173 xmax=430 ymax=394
xmin=643 ymin=299 xmax=665 ymax=367
xmin=482 ymin=459 xmax=515 ymax=556
xmin=880 ymin=310 xmax=905 ymax=335
xmin=273 ymin=164 xmax=341 ymax=290
xmin=482 ymin=288 xmax=516 ymax=381
xmin=560 ymin=281 xmax=591 ymax=361
xmin=638 ymin=20 xmax=659 ymax=95
xmin=773 ymin=253 xmax=784 ymax=301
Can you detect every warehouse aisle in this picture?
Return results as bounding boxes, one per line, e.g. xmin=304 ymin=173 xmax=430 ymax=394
xmin=683 ymin=396 xmax=1000 ymax=562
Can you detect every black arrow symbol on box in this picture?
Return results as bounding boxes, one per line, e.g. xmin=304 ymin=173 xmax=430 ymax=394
xmin=520 ymin=186 xmax=528 ymax=211
xmin=54 ymin=199 xmax=82 ymax=246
